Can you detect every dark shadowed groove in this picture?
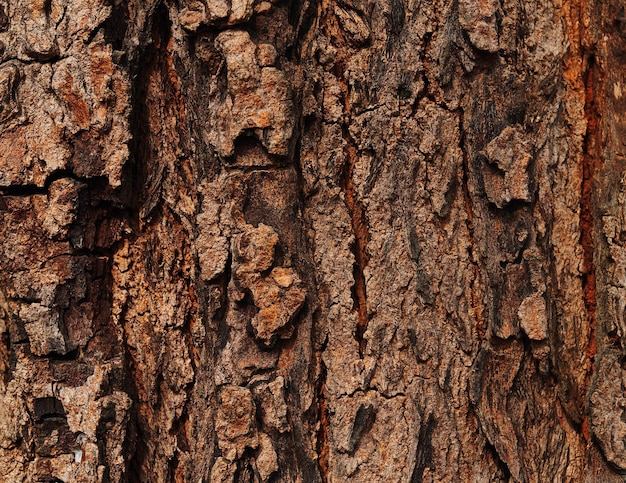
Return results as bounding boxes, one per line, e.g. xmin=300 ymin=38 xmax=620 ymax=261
xmin=124 ymin=1 xmax=167 ymax=478
xmin=339 ymin=124 xmax=371 ymax=358
xmin=410 ymin=414 xmax=437 ymax=483
xmin=580 ymin=50 xmax=600 ymax=442
xmin=318 ymin=0 xmax=371 ymax=358
xmin=0 ymin=170 xmax=108 ymax=197
xmin=315 ymin=360 xmax=330 ymax=482
xmin=581 ymin=53 xmax=599 ymax=346
xmin=457 ymin=106 xmax=485 ymax=341
xmin=334 ymin=57 xmax=370 ymax=360
xmin=485 ymin=440 xmax=512 ymax=482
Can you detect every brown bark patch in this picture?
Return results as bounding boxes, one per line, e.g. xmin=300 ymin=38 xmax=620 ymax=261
xmin=340 ymin=135 xmax=370 ymax=357
xmin=581 ymin=55 xmax=600 ymax=370
xmin=316 ymin=366 xmax=330 ymax=482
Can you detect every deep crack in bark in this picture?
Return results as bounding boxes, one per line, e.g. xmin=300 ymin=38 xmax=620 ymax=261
xmin=580 ymin=51 xmax=600 ymax=442
xmin=315 ymin=360 xmax=330 ymax=482
xmin=340 ymin=126 xmax=370 ymax=357
xmin=322 ymin=0 xmax=371 ymax=358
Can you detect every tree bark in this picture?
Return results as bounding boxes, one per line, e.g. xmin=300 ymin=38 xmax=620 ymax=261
xmin=1 ymin=0 xmax=625 ymax=481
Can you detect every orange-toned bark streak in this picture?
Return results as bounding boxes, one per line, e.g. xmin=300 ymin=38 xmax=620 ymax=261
xmin=579 ymin=52 xmax=601 ymax=444
xmin=341 ymin=136 xmax=370 ymax=356
xmin=325 ymin=2 xmax=371 ymax=357
xmin=317 ymin=0 xmax=372 ymax=358
xmin=560 ymin=0 xmax=599 ymax=445
xmin=581 ymin=56 xmax=599 ymax=376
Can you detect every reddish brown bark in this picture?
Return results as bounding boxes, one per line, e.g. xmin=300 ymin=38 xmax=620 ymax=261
xmin=2 ymin=0 xmax=626 ymax=481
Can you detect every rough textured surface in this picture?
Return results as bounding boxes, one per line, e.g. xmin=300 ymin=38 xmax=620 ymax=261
xmin=0 ymin=0 xmax=625 ymax=481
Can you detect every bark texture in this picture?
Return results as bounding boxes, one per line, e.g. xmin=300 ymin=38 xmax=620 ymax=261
xmin=0 ymin=0 xmax=625 ymax=481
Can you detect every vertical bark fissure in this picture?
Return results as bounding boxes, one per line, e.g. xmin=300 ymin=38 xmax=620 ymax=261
xmin=335 ymin=64 xmax=370 ymax=359
xmin=161 ymin=15 xmax=196 ymax=477
xmin=321 ymin=0 xmax=370 ymax=357
xmin=315 ymin=360 xmax=329 ymax=482
xmin=7 ymin=0 xmax=626 ymax=479
xmin=485 ymin=440 xmax=512 ymax=481
xmin=580 ymin=51 xmax=600 ymax=442
xmin=457 ymin=108 xmax=484 ymax=340
xmin=339 ymin=124 xmax=370 ymax=357
xmin=124 ymin=57 xmax=152 ymax=483
xmin=128 ymin=4 xmax=164 ymax=223
xmin=409 ymin=414 xmax=437 ymax=483
xmin=124 ymin=3 xmax=169 ymax=476
xmin=581 ymin=53 xmax=599 ymax=350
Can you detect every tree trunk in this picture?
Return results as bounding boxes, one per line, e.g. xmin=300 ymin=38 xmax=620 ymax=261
xmin=1 ymin=0 xmax=625 ymax=481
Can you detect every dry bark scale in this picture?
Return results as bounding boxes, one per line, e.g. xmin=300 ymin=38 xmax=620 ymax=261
xmin=1 ymin=0 xmax=626 ymax=481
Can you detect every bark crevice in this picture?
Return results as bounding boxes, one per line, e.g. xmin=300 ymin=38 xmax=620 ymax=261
xmin=315 ymin=360 xmax=329 ymax=482
xmin=581 ymin=52 xmax=599 ymax=369
xmin=580 ymin=37 xmax=601 ymax=446
xmin=3 ymin=0 xmax=626 ymax=480
xmin=339 ymin=128 xmax=371 ymax=358
xmin=336 ymin=76 xmax=371 ymax=359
